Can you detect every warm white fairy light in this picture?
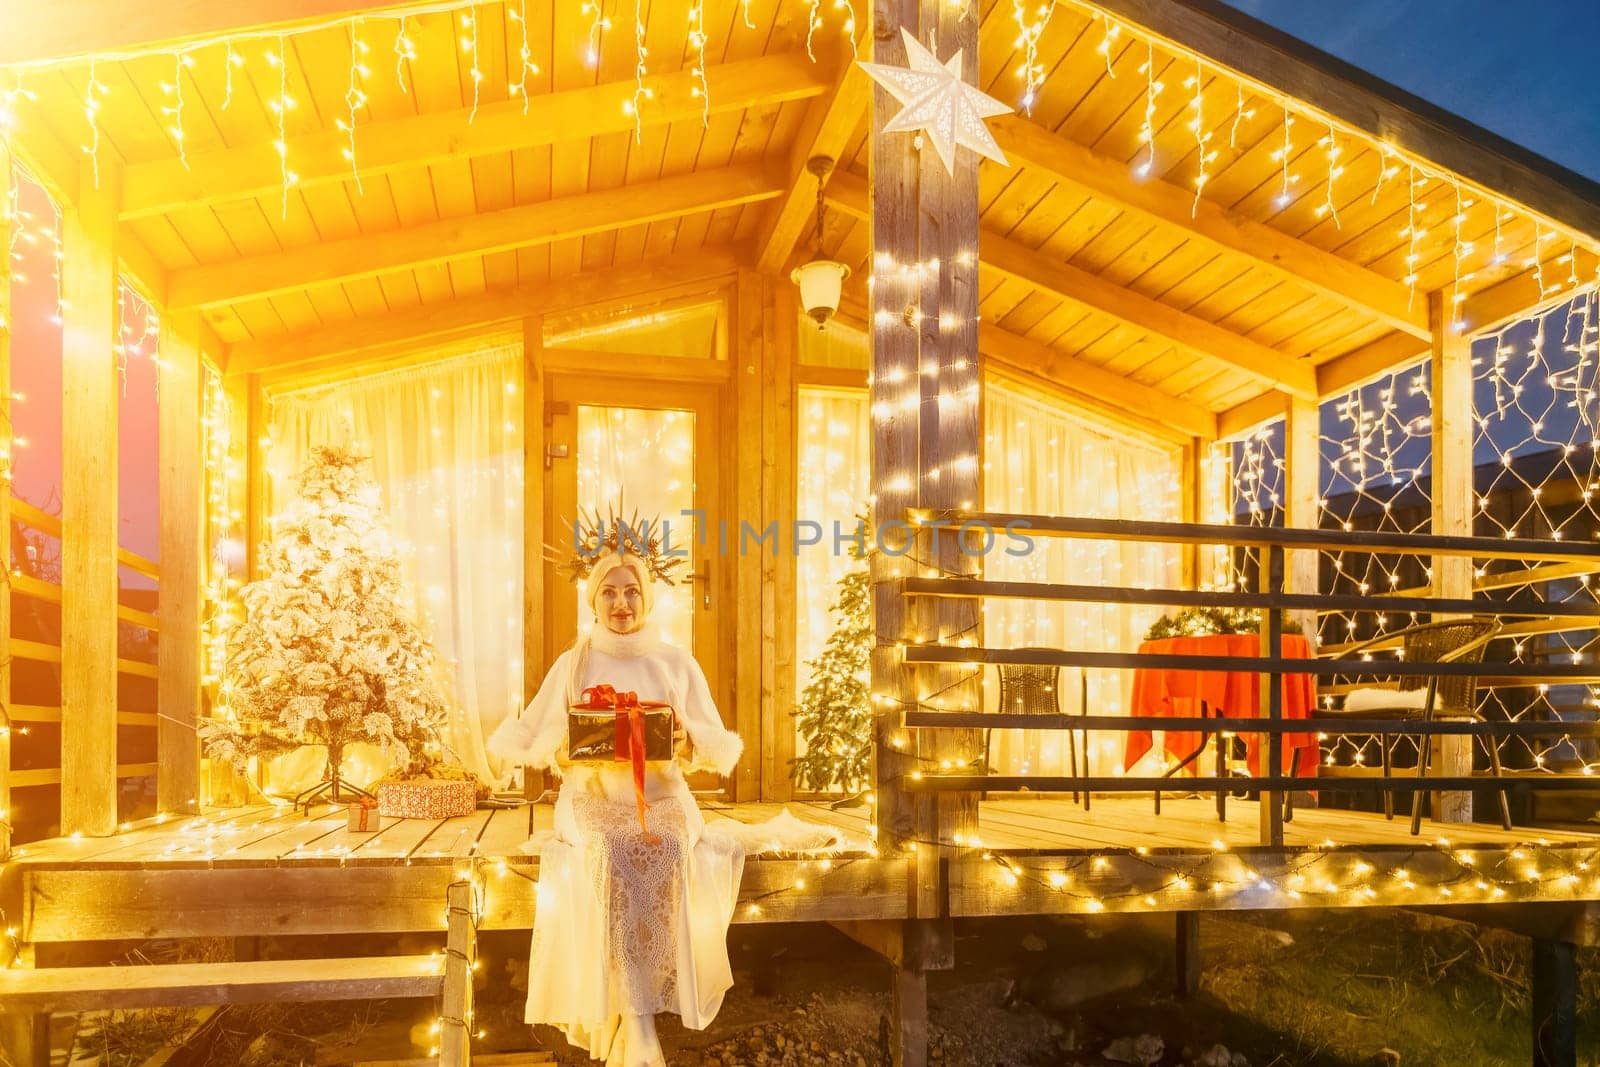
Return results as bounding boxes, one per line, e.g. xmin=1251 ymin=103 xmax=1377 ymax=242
xmin=1270 ymin=107 xmax=1294 ymax=208
xmin=1184 ymin=57 xmax=1213 ymax=213
xmin=392 ymin=16 xmax=416 ymax=94
xmin=508 ymin=0 xmax=541 ymax=114
xmin=625 ymin=0 xmax=652 ymax=141
xmin=159 ymin=53 xmax=196 ymax=170
xmin=1134 ymin=37 xmax=1159 ymax=177
xmin=688 ymin=0 xmax=709 ymax=128
xmin=266 ymin=40 xmax=297 ymax=219
xmin=1370 ymin=144 xmax=1397 ymax=206
xmin=1013 ymin=0 xmax=1060 ymax=113
xmin=804 ymin=0 xmax=823 ymax=63
xmin=1318 ymin=121 xmax=1342 ymax=225
xmin=1095 ymin=11 xmax=1116 ymax=77
xmin=835 ymin=0 xmax=858 ymax=59
xmin=1402 ymin=165 xmax=1421 ymax=305
xmin=1227 ymin=80 xmax=1253 ymax=149
xmin=583 ymin=0 xmax=610 ymax=67
xmin=460 ymin=8 xmax=482 ymax=123
xmin=339 ymin=24 xmax=371 ymax=192
xmin=81 ymin=59 xmax=108 ymax=189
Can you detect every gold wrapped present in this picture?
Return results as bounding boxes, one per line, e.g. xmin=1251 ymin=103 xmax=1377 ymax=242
xmin=376 ymin=779 xmax=476 ymax=820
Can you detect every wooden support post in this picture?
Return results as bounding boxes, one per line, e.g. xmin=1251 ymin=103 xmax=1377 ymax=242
xmin=157 ymin=310 xmax=205 ymax=815
xmin=440 ymin=880 xmax=476 ymax=1067
xmin=520 ymin=316 xmax=546 ymax=801
xmin=1175 ymin=912 xmax=1200 ymax=997
xmin=1283 ymin=397 xmax=1320 ymax=644
xmin=1258 ymin=545 xmax=1285 ymax=845
xmin=1429 ymin=290 xmax=1474 ymax=824
xmin=734 ymin=272 xmax=766 ymax=804
xmin=763 ymin=279 xmax=798 ymax=803
xmin=60 ymin=160 xmax=120 ymax=838
xmin=1531 ymin=937 xmax=1576 ymax=1067
xmin=869 ymin=0 xmax=983 ymax=928
xmin=890 ymin=961 xmax=928 ymax=1067
xmin=0 ymin=138 xmax=12 ymax=863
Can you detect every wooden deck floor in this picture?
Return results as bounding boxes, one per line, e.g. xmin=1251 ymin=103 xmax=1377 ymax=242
xmin=7 ymin=797 xmax=1599 ymax=945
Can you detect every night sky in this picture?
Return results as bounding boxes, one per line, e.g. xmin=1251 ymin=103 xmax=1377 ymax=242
xmin=1220 ymin=0 xmax=1600 ymax=184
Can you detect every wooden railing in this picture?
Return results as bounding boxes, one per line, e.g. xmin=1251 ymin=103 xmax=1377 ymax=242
xmin=892 ymin=511 xmax=1600 ymax=847
xmin=6 ymin=494 xmax=163 ymax=844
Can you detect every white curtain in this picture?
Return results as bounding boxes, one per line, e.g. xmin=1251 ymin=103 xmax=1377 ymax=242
xmin=263 ymin=344 xmax=524 ymax=789
xmin=982 ymin=379 xmax=1181 ymax=777
xmin=794 ymin=388 xmax=872 ymax=758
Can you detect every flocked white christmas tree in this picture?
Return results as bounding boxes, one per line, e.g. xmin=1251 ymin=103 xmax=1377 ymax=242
xmin=201 ymin=445 xmax=450 ymax=800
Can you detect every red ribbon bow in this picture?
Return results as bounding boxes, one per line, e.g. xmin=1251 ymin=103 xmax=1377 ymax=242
xmin=354 ymin=795 xmax=378 ymax=811
xmin=580 ymin=685 xmax=665 ymax=842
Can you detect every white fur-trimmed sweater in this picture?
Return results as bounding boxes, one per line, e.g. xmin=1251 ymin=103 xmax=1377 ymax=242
xmin=487 ymin=625 xmax=743 ymax=777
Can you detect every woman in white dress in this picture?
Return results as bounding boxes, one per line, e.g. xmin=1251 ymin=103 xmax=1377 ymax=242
xmin=488 ymin=550 xmax=746 ymax=1067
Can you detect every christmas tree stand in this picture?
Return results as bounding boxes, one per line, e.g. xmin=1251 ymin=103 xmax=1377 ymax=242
xmin=288 ymin=744 xmax=374 ymax=813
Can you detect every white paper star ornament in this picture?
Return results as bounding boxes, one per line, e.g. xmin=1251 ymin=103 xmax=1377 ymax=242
xmin=858 ymin=28 xmax=1012 ymax=174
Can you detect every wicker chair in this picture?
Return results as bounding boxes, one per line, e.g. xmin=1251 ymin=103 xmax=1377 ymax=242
xmin=1314 ymin=618 xmax=1510 ymax=835
xmin=991 ymin=654 xmax=1083 ymax=806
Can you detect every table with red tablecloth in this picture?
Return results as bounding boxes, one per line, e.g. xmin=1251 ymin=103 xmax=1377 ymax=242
xmin=1123 ymin=633 xmax=1320 ymax=778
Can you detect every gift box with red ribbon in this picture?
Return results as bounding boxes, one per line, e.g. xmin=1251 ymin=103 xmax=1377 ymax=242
xmin=376 ymin=779 xmax=477 ymax=820
xmin=568 ymin=684 xmax=678 ymax=837
xmin=347 ymin=796 xmax=387 ymax=832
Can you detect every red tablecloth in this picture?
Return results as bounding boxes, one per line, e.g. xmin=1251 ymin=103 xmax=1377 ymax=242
xmin=1123 ymin=633 xmax=1319 ymax=778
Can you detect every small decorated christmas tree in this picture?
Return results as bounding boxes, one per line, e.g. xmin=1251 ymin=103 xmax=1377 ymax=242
xmin=201 ymin=446 xmax=450 ymax=800
xmin=791 ymin=541 xmax=873 ymax=792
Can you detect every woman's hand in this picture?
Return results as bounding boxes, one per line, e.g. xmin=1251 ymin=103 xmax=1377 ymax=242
xmin=673 ymin=721 xmax=694 ymax=768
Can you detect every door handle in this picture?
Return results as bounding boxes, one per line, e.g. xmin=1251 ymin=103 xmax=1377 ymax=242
xmin=688 ymin=568 xmax=711 ymax=609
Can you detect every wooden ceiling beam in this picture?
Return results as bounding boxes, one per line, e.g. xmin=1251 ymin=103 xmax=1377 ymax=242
xmin=989 ymin=114 xmax=1429 ymax=340
xmin=229 ymin=246 xmax=744 ymax=380
xmin=1458 ymin=247 xmax=1600 ymax=336
xmin=120 ymin=52 xmax=827 ymax=221
xmin=169 ymin=163 xmax=782 ymax=310
xmin=0 ymin=1 xmax=412 ymax=65
xmin=1315 ymin=331 xmax=1428 ymax=397
xmin=981 ymin=326 xmax=1217 ymax=443
xmin=978 ymin=231 xmax=1318 ymax=398
xmin=754 ymin=61 xmax=869 ymax=275
xmin=1217 ymin=391 xmax=1292 ymax=440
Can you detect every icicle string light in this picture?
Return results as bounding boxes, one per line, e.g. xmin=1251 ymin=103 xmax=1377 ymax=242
xmin=628 ymin=0 xmax=651 ymax=142
xmin=688 ymin=0 xmax=709 ymax=128
xmin=1134 ymin=37 xmax=1158 ymax=177
xmin=393 ymin=16 xmax=416 ymax=93
xmin=159 ymin=53 xmax=196 ymax=171
xmin=266 ymin=39 xmax=297 ymax=219
xmin=460 ymin=6 xmax=482 ymax=123
xmin=339 ymin=24 xmax=370 ymax=192
xmin=508 ymin=0 xmax=540 ymax=115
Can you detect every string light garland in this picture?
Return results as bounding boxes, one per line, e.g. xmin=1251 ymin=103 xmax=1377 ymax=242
xmin=688 ymin=0 xmax=709 ymax=128
xmin=583 ymin=0 xmax=610 ymax=67
xmin=1134 ymin=36 xmax=1158 ymax=177
xmin=835 ymin=0 xmax=858 ymax=60
xmin=339 ymin=24 xmax=371 ymax=193
xmin=1014 ymin=0 xmax=1059 ymax=114
xmin=1185 ymin=56 xmax=1211 ymax=214
xmin=159 ymin=53 xmax=196 ymax=171
xmin=627 ymin=0 xmax=652 ymax=142
xmin=508 ymin=0 xmax=541 ymax=115
xmin=393 ymin=16 xmax=417 ymax=94
xmin=266 ymin=39 xmax=297 ymax=220
xmin=1318 ymin=120 xmax=1341 ymax=226
xmin=81 ymin=59 xmax=107 ymax=189
xmin=804 ymin=0 xmax=823 ymax=63
xmin=1270 ymin=106 xmax=1294 ymax=208
xmin=460 ymin=7 xmax=482 ymax=124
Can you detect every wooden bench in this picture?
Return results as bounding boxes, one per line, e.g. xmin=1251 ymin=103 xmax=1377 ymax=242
xmin=0 ymin=883 xmax=478 ymax=1066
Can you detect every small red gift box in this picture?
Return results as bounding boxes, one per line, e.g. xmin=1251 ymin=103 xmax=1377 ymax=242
xmin=347 ymin=797 xmax=386 ymax=832
xmin=376 ymin=779 xmax=476 ymax=820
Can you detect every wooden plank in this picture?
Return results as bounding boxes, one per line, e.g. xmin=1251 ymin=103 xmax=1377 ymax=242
xmin=227 ymin=247 xmax=742 ymax=376
xmin=755 ymin=61 xmax=870 ymax=274
xmin=0 ymin=955 xmax=445 ymax=1012
xmin=768 ymin=282 xmax=798 ymax=803
xmin=122 ymin=52 xmax=829 ymax=220
xmin=978 ymin=230 xmax=1317 ymax=397
xmin=157 ymin=309 xmax=205 ymax=815
xmin=60 ymin=159 xmax=120 ymax=838
xmin=1461 ymin=250 xmax=1600 ymax=335
xmin=0 ymin=1 xmax=418 ymax=64
xmin=170 ymin=165 xmax=784 ymax=310
xmin=21 ymin=855 xmax=910 ymax=940
xmin=1316 ymin=331 xmax=1429 ymax=397
xmin=989 ymin=113 xmax=1428 ymax=339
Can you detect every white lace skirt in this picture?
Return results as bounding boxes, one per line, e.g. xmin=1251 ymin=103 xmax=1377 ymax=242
xmin=524 ymin=766 xmax=745 ymax=1057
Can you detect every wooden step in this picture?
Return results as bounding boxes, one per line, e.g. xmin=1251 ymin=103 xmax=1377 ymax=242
xmin=0 ymin=955 xmax=445 ymax=1014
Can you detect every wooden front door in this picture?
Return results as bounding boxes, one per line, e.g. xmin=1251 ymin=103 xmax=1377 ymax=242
xmin=544 ymin=375 xmax=730 ymax=793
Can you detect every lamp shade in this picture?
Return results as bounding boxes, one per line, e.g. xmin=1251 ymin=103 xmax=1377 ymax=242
xmin=790 ymin=257 xmax=850 ymax=327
